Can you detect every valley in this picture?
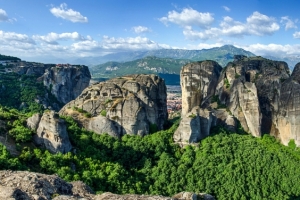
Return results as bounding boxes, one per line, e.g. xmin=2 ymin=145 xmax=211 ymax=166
xmin=1 ymin=50 xmax=300 ymax=199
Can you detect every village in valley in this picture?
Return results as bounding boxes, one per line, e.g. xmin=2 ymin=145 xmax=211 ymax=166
xmin=166 ymin=85 xmax=182 ymax=114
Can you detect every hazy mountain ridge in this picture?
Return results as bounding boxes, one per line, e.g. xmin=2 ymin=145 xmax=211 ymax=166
xmin=90 ymin=56 xmax=190 ymax=84
xmin=76 ymin=45 xmax=255 ymax=66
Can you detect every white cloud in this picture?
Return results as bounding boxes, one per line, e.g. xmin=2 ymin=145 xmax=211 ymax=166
xmin=33 ymin=32 xmax=90 ymax=44
xmin=186 ymin=42 xmax=224 ymax=50
xmin=223 ymin=6 xmax=230 ymax=12
xmin=0 ymin=30 xmax=35 ymax=44
xmin=50 ymin=3 xmax=88 ymax=23
xmin=293 ymin=31 xmax=300 ymax=39
xmin=246 ymin=12 xmax=280 ymax=35
xmin=0 ymin=9 xmax=8 ymax=22
xmin=159 ymin=7 xmax=214 ymax=27
xmin=183 ymin=26 xmax=219 ymax=40
xmin=132 ymin=26 xmax=151 ymax=34
xmin=183 ymin=11 xmax=280 ymax=40
xmin=242 ymin=43 xmax=300 ymax=57
xmin=70 ymin=35 xmax=171 ymax=53
xmin=281 ymin=16 xmax=297 ymax=30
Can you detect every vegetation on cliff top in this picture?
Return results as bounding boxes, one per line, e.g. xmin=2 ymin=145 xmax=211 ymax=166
xmin=1 ymin=109 xmax=300 ymax=199
xmin=0 ymin=73 xmax=61 ymax=114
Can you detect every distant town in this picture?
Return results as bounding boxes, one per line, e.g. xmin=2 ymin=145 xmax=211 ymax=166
xmin=166 ymin=85 xmax=182 ymax=113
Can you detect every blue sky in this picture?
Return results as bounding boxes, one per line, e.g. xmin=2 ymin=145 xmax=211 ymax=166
xmin=0 ymin=0 xmax=300 ymax=63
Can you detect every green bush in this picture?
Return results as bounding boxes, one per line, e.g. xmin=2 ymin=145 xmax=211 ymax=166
xmin=100 ymin=110 xmax=107 ymax=117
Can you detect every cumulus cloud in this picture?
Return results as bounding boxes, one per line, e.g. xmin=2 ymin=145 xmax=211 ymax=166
xmin=159 ymin=7 xmax=214 ymax=27
xmin=281 ymin=16 xmax=297 ymax=30
xmin=33 ymin=32 xmax=90 ymax=44
xmin=0 ymin=9 xmax=8 ymax=22
xmin=68 ymin=35 xmax=171 ymax=55
xmin=0 ymin=30 xmax=35 ymax=44
xmin=223 ymin=6 xmax=230 ymax=12
xmin=132 ymin=26 xmax=151 ymax=34
xmin=293 ymin=31 xmax=300 ymax=39
xmin=242 ymin=43 xmax=300 ymax=57
xmin=50 ymin=3 xmax=88 ymax=23
xmin=183 ymin=26 xmax=219 ymax=40
xmin=183 ymin=11 xmax=280 ymax=40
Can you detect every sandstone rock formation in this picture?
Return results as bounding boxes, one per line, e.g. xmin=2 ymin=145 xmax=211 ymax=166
xmin=59 ymin=74 xmax=168 ymax=137
xmin=180 ymin=61 xmax=222 ymax=115
xmin=0 ymin=170 xmax=215 ymax=200
xmin=216 ymin=55 xmax=289 ymax=137
xmin=174 ymin=61 xmax=222 ymax=144
xmin=43 ymin=65 xmax=91 ymax=104
xmin=272 ymin=63 xmax=300 ymax=145
xmin=27 ymin=111 xmax=72 ymax=153
xmin=175 ymin=56 xmax=300 ymax=146
xmin=10 ymin=63 xmax=91 ymax=107
xmin=0 ymin=170 xmax=94 ymax=200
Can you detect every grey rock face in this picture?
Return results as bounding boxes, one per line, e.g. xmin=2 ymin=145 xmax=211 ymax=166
xmin=181 ymin=61 xmax=222 ymax=116
xmin=30 ymin=111 xmax=72 ymax=153
xmin=59 ymin=74 xmax=168 ymax=137
xmin=43 ymin=65 xmax=91 ymax=104
xmin=0 ymin=170 xmax=214 ymax=200
xmin=174 ymin=107 xmax=215 ymax=144
xmin=174 ymin=61 xmax=222 ymax=143
xmin=0 ymin=170 xmax=94 ymax=200
xmin=26 ymin=113 xmax=42 ymax=131
xmin=272 ymin=62 xmax=300 ymax=145
xmin=216 ymin=56 xmax=300 ymax=144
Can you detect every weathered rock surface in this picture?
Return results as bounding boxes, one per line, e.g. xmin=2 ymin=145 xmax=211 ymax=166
xmin=175 ymin=56 xmax=300 ymax=145
xmin=272 ymin=62 xmax=300 ymax=145
xmin=43 ymin=65 xmax=91 ymax=104
xmin=174 ymin=106 xmax=215 ymax=144
xmin=180 ymin=61 xmax=222 ymax=116
xmin=216 ymin=55 xmax=290 ymax=137
xmin=27 ymin=111 xmax=72 ymax=153
xmin=0 ymin=171 xmax=215 ymax=200
xmin=59 ymin=74 xmax=168 ymax=137
xmin=0 ymin=170 xmax=94 ymax=200
xmin=174 ymin=61 xmax=222 ymax=143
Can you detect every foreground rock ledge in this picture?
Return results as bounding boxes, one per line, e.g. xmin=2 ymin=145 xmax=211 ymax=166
xmin=0 ymin=170 xmax=215 ymax=200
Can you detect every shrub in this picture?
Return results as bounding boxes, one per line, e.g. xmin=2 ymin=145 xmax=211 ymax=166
xmin=100 ymin=110 xmax=107 ymax=117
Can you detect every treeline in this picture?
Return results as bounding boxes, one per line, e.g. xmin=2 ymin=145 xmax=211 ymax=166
xmin=1 ymin=110 xmax=300 ymax=199
xmin=0 ymin=73 xmax=61 ymax=114
xmin=0 ymin=54 xmax=21 ymax=61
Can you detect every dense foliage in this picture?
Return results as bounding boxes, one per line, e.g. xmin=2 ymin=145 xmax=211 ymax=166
xmin=0 ymin=54 xmax=21 ymax=61
xmin=0 ymin=110 xmax=300 ymax=199
xmin=0 ymin=73 xmax=60 ymax=114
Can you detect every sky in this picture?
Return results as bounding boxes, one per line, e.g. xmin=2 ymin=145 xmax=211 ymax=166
xmin=0 ymin=0 xmax=300 ymax=63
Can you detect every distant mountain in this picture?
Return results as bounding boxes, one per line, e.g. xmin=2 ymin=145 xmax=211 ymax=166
xmin=90 ymin=45 xmax=255 ymax=85
xmin=90 ymin=56 xmax=190 ymax=85
xmin=78 ymin=45 xmax=255 ymax=66
xmin=265 ymin=55 xmax=300 ymax=70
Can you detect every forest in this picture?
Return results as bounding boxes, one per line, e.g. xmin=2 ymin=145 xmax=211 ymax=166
xmin=1 ymin=105 xmax=300 ymax=199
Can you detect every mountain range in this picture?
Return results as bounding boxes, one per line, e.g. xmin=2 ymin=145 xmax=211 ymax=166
xmin=80 ymin=45 xmax=255 ymax=66
xmin=90 ymin=45 xmax=256 ymax=84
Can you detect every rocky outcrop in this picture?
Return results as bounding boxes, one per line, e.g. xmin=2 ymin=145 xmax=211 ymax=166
xmin=180 ymin=61 xmax=222 ymax=115
xmin=27 ymin=111 xmax=72 ymax=153
xmin=0 ymin=170 xmax=215 ymax=200
xmin=174 ymin=61 xmax=222 ymax=144
xmin=216 ymin=56 xmax=290 ymax=137
xmin=175 ymin=56 xmax=300 ymax=146
xmin=0 ymin=170 xmax=94 ymax=200
xmin=43 ymin=65 xmax=91 ymax=104
xmin=174 ymin=106 xmax=215 ymax=144
xmin=272 ymin=63 xmax=300 ymax=145
xmin=59 ymin=74 xmax=168 ymax=137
